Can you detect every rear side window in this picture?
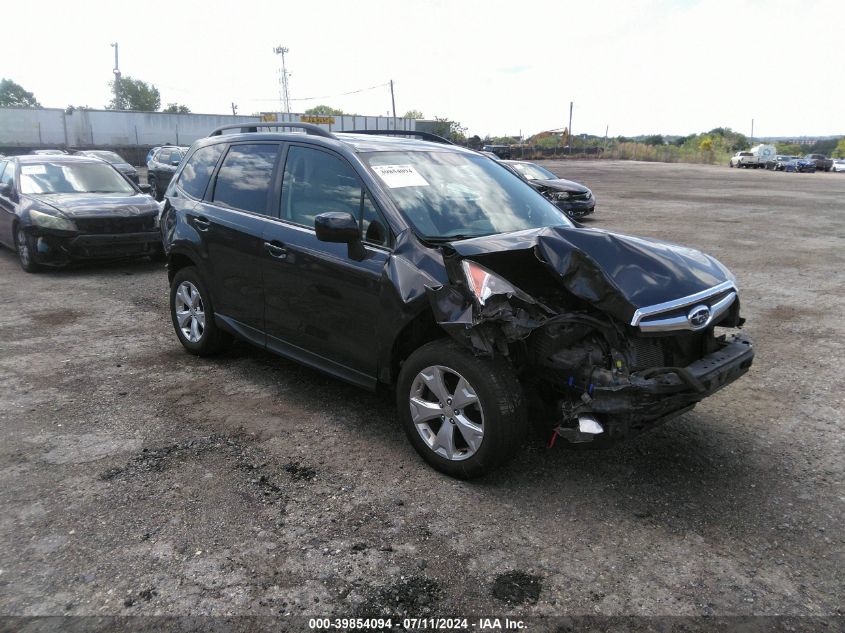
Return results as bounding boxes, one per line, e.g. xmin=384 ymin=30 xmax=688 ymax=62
xmin=178 ymin=144 xmax=224 ymax=199
xmin=0 ymin=161 xmax=13 ymax=187
xmin=212 ymin=143 xmax=280 ymax=215
xmin=156 ymin=150 xmax=171 ymax=164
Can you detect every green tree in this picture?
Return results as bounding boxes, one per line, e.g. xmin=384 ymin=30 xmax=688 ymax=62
xmin=163 ymin=103 xmax=191 ymax=114
xmin=0 ymin=79 xmax=41 ymax=108
xmin=304 ymin=104 xmax=345 ymax=115
xmin=777 ymin=143 xmax=803 ymax=156
xmin=431 ymin=117 xmax=466 ymax=143
xmin=402 ymin=109 xmax=424 ymax=119
xmin=643 ymin=134 xmax=665 ymax=146
xmin=107 ymin=76 xmax=161 ymax=111
xmin=832 ymin=137 xmax=845 ymax=158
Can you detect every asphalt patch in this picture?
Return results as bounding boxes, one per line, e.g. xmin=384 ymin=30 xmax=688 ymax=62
xmin=491 ymin=570 xmax=542 ymax=606
xmin=355 ymin=576 xmax=442 ymax=619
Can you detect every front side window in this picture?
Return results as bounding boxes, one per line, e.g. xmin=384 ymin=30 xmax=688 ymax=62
xmin=156 ymin=150 xmax=172 ymax=164
xmin=0 ymin=161 xmax=11 ymax=187
xmin=363 ymin=151 xmax=570 ymax=240
xmin=281 ymin=146 xmax=388 ymax=246
xmin=212 ymin=143 xmax=279 ymax=215
xmin=19 ymin=162 xmax=135 ymax=195
xmin=178 ymin=144 xmax=224 ymax=199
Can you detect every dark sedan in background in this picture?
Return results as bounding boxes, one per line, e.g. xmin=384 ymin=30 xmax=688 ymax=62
xmin=0 ymin=155 xmax=161 ymax=272
xmin=74 ymin=150 xmax=140 ymax=184
xmin=146 ymin=145 xmax=189 ymax=200
xmin=501 ymin=159 xmax=596 ymax=219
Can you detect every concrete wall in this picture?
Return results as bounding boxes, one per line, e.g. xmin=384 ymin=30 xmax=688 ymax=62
xmin=0 ymin=108 xmax=415 ymax=155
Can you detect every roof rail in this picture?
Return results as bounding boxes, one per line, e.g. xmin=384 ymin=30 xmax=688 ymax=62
xmin=208 ymin=121 xmax=335 ymax=138
xmin=342 ymin=129 xmax=455 ymax=145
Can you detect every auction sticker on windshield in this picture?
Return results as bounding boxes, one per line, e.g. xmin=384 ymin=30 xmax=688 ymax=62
xmin=21 ymin=165 xmax=47 ymax=175
xmin=371 ymin=164 xmax=429 ymax=188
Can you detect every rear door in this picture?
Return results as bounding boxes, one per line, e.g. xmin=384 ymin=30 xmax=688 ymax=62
xmin=0 ymin=161 xmax=17 ymax=248
xmin=261 ymin=144 xmax=392 ymax=386
xmin=192 ymin=142 xmax=282 ymax=341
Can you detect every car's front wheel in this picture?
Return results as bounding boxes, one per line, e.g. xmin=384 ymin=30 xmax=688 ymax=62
xmin=15 ymin=226 xmax=42 ymax=273
xmin=169 ymin=266 xmax=231 ymax=355
xmin=397 ymin=339 xmax=526 ymax=478
xmin=148 ymin=177 xmax=160 ymax=201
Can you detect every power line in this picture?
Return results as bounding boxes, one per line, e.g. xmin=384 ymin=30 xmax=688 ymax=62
xmin=249 ymin=82 xmax=390 ymax=103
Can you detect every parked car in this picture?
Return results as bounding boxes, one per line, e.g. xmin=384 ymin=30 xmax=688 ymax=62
xmin=775 ymin=156 xmax=816 ymax=173
xmin=831 ymin=158 xmax=845 ymax=173
xmin=0 ymin=155 xmax=161 ymax=271
xmin=147 ymin=145 xmax=189 ymax=200
xmin=729 ymin=151 xmax=755 ymax=168
xmin=481 ymin=144 xmax=512 ymax=159
xmin=32 ymin=149 xmax=68 ymax=155
xmin=161 ymin=123 xmax=754 ymax=478
xmin=74 ymin=150 xmax=140 ymax=184
xmin=804 ymin=154 xmax=833 ymax=172
xmin=500 ymin=159 xmax=596 ymax=219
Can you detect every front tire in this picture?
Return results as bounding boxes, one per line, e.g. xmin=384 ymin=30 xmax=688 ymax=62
xmin=148 ymin=177 xmax=160 ymax=201
xmin=169 ymin=266 xmax=231 ymax=355
xmin=396 ymin=339 xmax=527 ymax=478
xmin=15 ymin=226 xmax=42 ymax=273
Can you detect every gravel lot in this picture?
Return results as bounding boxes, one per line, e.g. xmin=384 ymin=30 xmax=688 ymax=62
xmin=0 ymin=160 xmax=842 ymax=623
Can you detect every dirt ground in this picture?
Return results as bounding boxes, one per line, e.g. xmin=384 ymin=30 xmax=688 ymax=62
xmin=0 ymin=160 xmax=842 ymax=624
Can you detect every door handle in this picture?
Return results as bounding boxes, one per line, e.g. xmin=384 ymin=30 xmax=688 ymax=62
xmin=264 ymin=241 xmax=287 ymax=259
xmin=193 ymin=216 xmax=211 ymax=231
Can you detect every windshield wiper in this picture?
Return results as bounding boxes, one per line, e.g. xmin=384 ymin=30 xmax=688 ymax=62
xmin=423 ymin=233 xmax=488 ymax=243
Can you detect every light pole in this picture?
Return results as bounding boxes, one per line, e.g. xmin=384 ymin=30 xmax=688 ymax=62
xmin=110 ymin=42 xmax=122 ymax=109
xmin=273 ymin=46 xmax=292 ymax=115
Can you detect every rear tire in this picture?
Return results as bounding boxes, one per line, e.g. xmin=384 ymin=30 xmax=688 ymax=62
xmin=169 ymin=266 xmax=231 ymax=355
xmin=396 ymin=339 xmax=527 ymax=478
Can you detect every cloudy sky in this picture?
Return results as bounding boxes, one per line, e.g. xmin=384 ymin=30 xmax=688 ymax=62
xmin=4 ymin=0 xmax=842 ymax=138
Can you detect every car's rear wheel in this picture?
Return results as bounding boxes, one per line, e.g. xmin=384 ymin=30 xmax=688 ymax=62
xmin=169 ymin=266 xmax=231 ymax=355
xmin=397 ymin=339 xmax=526 ymax=478
xmin=15 ymin=226 xmax=42 ymax=273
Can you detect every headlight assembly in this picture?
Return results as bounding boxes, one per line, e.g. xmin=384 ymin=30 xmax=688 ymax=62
xmin=550 ymin=191 xmax=571 ymax=201
xmin=29 ymin=209 xmax=77 ymax=232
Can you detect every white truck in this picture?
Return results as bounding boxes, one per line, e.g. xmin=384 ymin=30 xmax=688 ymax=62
xmin=729 ymin=144 xmax=777 ymax=169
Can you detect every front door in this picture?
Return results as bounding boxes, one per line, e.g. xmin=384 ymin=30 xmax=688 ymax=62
xmin=262 ymin=145 xmax=392 ymax=386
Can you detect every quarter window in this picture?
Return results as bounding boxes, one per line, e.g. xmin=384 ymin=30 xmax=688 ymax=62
xmin=212 ymin=143 xmax=280 ymax=215
xmin=281 ymin=146 xmax=389 ymax=246
xmin=177 ymin=144 xmax=224 ymax=199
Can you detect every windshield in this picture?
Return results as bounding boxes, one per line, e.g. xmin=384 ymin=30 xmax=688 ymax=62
xmin=363 ymin=151 xmax=571 ymax=240
xmin=88 ymin=151 xmax=126 ymax=164
xmin=20 ymin=162 xmax=135 ymax=195
xmin=509 ymin=162 xmax=558 ymax=181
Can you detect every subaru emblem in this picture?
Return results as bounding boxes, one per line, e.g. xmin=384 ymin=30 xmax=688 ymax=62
xmin=687 ymin=304 xmax=711 ymax=329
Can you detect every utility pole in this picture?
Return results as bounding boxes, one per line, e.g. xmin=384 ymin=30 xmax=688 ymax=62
xmin=750 ymin=118 xmax=754 ymax=144
xmin=568 ymin=101 xmax=573 ymax=154
xmin=231 ymin=102 xmax=238 ymax=116
xmin=389 ymin=80 xmax=396 ymax=124
xmin=110 ymin=42 xmax=122 ymax=109
xmin=273 ymin=46 xmax=292 ymax=114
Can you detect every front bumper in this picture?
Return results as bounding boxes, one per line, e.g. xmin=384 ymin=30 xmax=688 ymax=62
xmin=554 ymin=197 xmax=596 ymax=219
xmin=571 ymin=332 xmax=754 ymax=439
xmin=29 ymin=229 xmax=161 ymax=265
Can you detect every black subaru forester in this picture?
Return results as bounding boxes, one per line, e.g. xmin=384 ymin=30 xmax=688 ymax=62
xmin=161 ymin=123 xmax=753 ymax=478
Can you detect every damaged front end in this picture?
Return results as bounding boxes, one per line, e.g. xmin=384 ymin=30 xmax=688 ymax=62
xmin=426 ymin=226 xmax=755 ymax=445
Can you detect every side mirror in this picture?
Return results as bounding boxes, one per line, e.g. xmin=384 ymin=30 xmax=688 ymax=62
xmin=315 ymin=211 xmax=366 ymax=260
xmin=139 ymin=183 xmax=152 ymax=194
xmin=171 ymin=160 xmax=180 ymax=166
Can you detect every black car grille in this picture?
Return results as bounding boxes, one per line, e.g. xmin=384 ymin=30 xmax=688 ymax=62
xmin=569 ymin=192 xmax=591 ymax=201
xmin=74 ymin=215 xmax=156 ymax=235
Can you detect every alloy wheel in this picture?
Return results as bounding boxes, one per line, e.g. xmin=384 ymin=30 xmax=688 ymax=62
xmin=17 ymin=229 xmax=30 ymax=267
xmin=409 ymin=365 xmax=485 ymax=461
xmin=174 ymin=281 xmax=206 ymax=343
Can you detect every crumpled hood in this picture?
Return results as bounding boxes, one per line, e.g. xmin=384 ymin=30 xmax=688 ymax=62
xmin=534 ymin=178 xmax=590 ymax=194
xmin=27 ymin=193 xmax=158 ymax=217
xmin=448 ymin=226 xmax=734 ymax=324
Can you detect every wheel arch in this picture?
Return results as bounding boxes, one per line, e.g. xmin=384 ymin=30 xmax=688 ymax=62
xmin=381 ymin=307 xmax=449 ymax=387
